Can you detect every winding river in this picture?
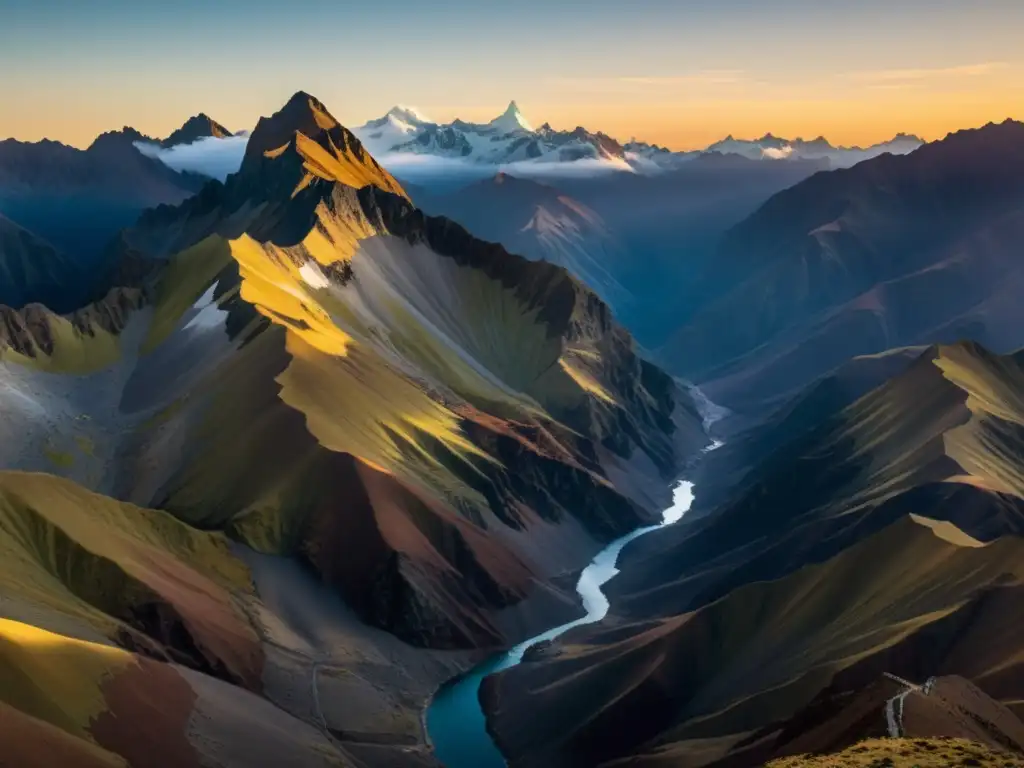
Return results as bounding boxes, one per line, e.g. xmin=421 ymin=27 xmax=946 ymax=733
xmin=426 ymin=468 xmax=714 ymax=768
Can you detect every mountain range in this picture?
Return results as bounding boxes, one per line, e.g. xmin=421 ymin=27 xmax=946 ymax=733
xmin=0 ymin=90 xmax=705 ymax=767
xmin=413 ymin=153 xmax=828 ymax=346
xmin=352 ymin=102 xmax=924 ymax=172
xmin=77 ymin=102 xmax=924 ymax=190
xmin=485 ymin=337 xmax=1024 ymax=766
xmin=660 ymin=118 xmax=1024 ymax=415
xmin=704 ymin=131 xmax=925 ymax=165
xmin=354 ymin=101 xmax=638 ymax=169
xmin=0 ymin=125 xmax=208 ymax=310
xmin=3 ymin=78 xmax=1024 ymax=768
xmin=470 ymin=116 xmax=1024 ymax=768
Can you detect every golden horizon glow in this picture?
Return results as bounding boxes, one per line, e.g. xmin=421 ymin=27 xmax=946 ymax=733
xmin=2 ymin=3 xmax=1023 ymax=152
xmin=6 ymin=65 xmax=1022 ymax=153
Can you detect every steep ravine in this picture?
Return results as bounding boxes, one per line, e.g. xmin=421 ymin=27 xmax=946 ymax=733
xmin=426 ymin=401 xmax=724 ymax=767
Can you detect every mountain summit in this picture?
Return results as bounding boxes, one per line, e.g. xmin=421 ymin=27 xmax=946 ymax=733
xmin=354 ymin=99 xmax=629 ymax=165
xmin=243 ymin=90 xmax=337 ymax=160
xmin=240 ymin=90 xmax=404 ymax=197
xmin=161 ymin=113 xmax=232 ymax=147
xmin=384 ymin=104 xmax=433 ymax=127
xmin=490 ymin=100 xmax=534 ymax=134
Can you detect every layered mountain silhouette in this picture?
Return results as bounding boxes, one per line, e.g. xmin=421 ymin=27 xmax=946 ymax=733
xmin=0 ymin=91 xmax=705 ymax=766
xmin=412 ymin=156 xmax=825 ymax=347
xmin=661 ymin=119 xmax=1024 ymax=414
xmin=0 ymin=128 xmax=206 ymax=283
xmin=484 ymin=340 xmax=1024 ymax=767
xmin=705 ymin=130 xmax=924 ymax=166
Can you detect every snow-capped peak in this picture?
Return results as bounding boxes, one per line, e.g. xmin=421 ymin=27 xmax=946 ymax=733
xmin=386 ymin=105 xmax=433 ymax=127
xmin=352 ymin=105 xmax=437 ymax=154
xmin=490 ymin=101 xmax=534 ymax=134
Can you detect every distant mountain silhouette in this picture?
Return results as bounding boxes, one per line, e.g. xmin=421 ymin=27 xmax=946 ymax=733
xmin=0 ymin=130 xmax=205 ymax=281
xmin=661 ymin=119 xmax=1024 ymax=413
xmin=160 ymin=113 xmax=232 ymax=147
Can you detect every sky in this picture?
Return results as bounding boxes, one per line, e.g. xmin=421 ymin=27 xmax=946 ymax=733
xmin=2 ymin=0 xmax=1023 ymax=150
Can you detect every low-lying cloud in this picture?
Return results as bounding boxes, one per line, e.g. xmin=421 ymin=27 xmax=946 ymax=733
xmin=376 ymin=152 xmax=637 ymax=185
xmin=138 ymin=134 xmax=637 ymax=187
xmin=135 ymin=135 xmax=248 ymax=181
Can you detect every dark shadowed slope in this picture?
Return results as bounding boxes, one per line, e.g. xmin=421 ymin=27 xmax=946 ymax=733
xmin=552 ymin=154 xmax=826 ymax=345
xmin=0 ymin=129 xmax=206 ymax=275
xmin=0 ymin=91 xmax=704 ymax=767
xmin=685 ymin=344 xmax=930 ymax=518
xmin=0 ymin=214 xmax=85 ymax=311
xmin=661 ymin=120 xmax=1024 ymax=414
xmin=486 ymin=341 xmax=1024 ymax=768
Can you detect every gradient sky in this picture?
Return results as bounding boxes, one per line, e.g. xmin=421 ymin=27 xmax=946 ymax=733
xmin=2 ymin=0 xmax=1022 ymax=150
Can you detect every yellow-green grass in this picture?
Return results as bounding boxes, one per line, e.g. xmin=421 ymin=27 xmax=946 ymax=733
xmin=0 ymin=471 xmax=252 ymax=641
xmin=768 ymin=737 xmax=1024 ymax=767
xmin=278 ymin=332 xmax=493 ymax=508
xmin=0 ymin=313 xmax=123 ymax=375
xmin=0 ymin=617 xmax=132 ymax=744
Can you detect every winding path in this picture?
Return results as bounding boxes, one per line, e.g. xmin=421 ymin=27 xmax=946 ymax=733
xmin=883 ymin=673 xmax=936 ymax=737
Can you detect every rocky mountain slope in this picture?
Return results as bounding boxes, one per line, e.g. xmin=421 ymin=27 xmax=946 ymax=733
xmin=410 ymin=173 xmax=629 ymax=309
xmin=660 ymin=119 xmax=1024 ymax=415
xmin=484 ymin=340 xmax=1024 ymax=767
xmin=769 ymin=736 xmax=1024 ymax=768
xmin=0 ymin=91 xmax=705 ymax=767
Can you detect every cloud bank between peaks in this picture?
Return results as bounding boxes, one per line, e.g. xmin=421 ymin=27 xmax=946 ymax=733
xmin=136 ymin=135 xmax=635 ymax=184
xmin=135 ymin=135 xmax=249 ymax=181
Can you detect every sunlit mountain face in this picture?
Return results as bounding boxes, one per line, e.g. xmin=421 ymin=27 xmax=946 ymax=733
xmin=3 ymin=3 xmax=1024 ymax=766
